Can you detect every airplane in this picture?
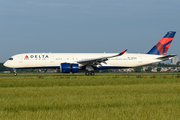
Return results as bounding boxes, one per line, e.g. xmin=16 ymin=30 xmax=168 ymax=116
xmin=3 ymin=31 xmax=176 ymax=76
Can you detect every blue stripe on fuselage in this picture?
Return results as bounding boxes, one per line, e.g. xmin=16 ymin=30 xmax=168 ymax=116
xmin=96 ymin=66 xmax=132 ymax=70
xmin=16 ymin=66 xmax=60 ymax=69
xmin=15 ymin=66 xmax=131 ymax=70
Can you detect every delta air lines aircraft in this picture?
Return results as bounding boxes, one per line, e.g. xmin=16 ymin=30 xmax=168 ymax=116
xmin=4 ymin=31 xmax=177 ymax=76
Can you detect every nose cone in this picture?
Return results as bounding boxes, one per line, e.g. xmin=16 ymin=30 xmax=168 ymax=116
xmin=3 ymin=61 xmax=8 ymax=67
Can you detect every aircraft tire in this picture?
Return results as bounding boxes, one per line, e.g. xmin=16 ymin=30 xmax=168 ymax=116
xmin=85 ymin=72 xmax=89 ymax=76
xmin=90 ymin=72 xmax=95 ymax=76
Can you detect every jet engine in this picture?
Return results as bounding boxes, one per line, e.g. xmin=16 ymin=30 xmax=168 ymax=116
xmin=60 ymin=63 xmax=79 ymax=73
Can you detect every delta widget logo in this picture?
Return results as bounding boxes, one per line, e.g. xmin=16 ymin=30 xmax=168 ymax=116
xmin=24 ymin=55 xmax=29 ymax=60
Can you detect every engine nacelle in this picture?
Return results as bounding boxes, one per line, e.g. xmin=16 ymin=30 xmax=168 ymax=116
xmin=60 ymin=63 xmax=79 ymax=73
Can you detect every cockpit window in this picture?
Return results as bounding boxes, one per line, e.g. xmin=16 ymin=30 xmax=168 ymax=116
xmin=8 ymin=58 xmax=13 ymax=60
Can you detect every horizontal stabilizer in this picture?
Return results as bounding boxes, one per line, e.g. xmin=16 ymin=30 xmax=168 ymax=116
xmin=157 ymin=54 xmax=177 ymax=61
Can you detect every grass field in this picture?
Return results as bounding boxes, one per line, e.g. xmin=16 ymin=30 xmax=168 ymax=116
xmin=0 ymin=73 xmax=180 ymax=120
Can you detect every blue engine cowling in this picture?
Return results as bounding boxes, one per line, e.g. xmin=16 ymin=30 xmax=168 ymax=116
xmin=60 ymin=63 xmax=79 ymax=73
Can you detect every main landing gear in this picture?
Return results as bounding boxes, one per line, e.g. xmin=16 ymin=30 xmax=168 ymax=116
xmin=85 ymin=71 xmax=95 ymax=76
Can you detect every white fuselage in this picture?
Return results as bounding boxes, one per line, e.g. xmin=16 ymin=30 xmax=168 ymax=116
xmin=4 ymin=53 xmax=163 ymax=70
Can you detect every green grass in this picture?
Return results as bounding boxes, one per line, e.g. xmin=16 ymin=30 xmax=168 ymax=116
xmin=0 ymin=73 xmax=180 ymax=120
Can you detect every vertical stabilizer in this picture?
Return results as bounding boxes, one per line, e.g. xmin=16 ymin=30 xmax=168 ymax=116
xmin=147 ymin=31 xmax=176 ymax=55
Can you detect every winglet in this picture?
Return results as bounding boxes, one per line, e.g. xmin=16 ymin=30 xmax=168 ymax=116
xmin=119 ymin=49 xmax=127 ymax=55
xmin=111 ymin=49 xmax=127 ymax=58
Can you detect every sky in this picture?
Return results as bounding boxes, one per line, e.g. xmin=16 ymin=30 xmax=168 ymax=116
xmin=0 ymin=0 xmax=180 ymax=62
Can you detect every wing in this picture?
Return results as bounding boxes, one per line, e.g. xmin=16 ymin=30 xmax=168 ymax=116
xmin=77 ymin=49 xmax=127 ymax=66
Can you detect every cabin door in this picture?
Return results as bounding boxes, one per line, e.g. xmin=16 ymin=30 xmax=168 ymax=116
xmin=138 ymin=56 xmax=142 ymax=63
xmin=50 ymin=57 xmax=54 ymax=63
xmin=19 ymin=57 xmax=23 ymax=63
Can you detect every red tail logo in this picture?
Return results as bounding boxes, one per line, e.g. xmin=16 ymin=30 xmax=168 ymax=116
xmin=147 ymin=31 xmax=176 ymax=55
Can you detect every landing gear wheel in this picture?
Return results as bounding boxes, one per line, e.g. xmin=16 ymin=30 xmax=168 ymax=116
xmin=90 ymin=72 xmax=95 ymax=76
xmin=85 ymin=72 xmax=90 ymax=76
xmin=14 ymin=73 xmax=17 ymax=76
xmin=85 ymin=71 xmax=95 ymax=76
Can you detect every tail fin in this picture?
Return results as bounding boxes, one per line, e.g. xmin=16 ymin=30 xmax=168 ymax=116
xmin=147 ymin=31 xmax=176 ymax=55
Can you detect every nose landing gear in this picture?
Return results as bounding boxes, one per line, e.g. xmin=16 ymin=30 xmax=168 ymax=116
xmin=13 ymin=68 xmax=17 ymax=76
xmin=14 ymin=72 xmax=17 ymax=76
